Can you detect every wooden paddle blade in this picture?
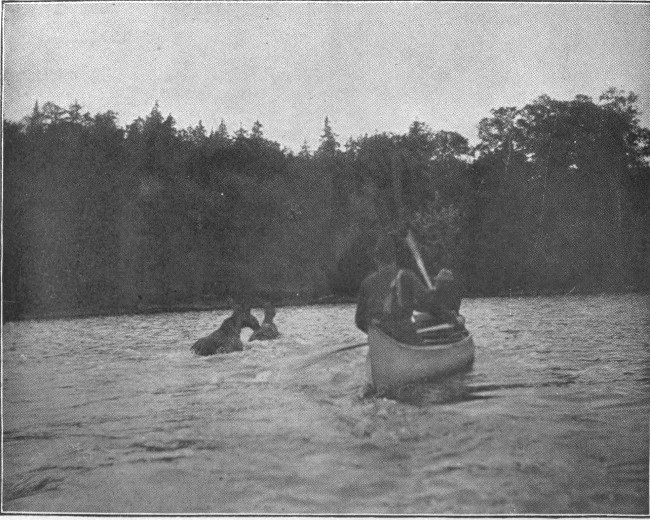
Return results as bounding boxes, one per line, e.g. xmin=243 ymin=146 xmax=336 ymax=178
xmin=406 ymin=230 xmax=433 ymax=290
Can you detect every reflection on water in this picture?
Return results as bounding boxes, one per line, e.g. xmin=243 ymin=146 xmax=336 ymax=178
xmin=3 ymin=294 xmax=649 ymax=514
xmin=380 ymin=365 xmax=580 ymax=406
xmin=386 ymin=373 xmax=492 ymax=406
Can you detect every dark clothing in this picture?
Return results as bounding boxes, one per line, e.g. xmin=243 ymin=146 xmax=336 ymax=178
xmin=355 ymin=264 xmax=429 ymax=344
xmin=431 ymin=280 xmax=461 ymax=312
xmin=420 ymin=279 xmax=463 ymax=326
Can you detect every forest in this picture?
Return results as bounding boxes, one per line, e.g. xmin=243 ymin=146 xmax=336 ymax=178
xmin=3 ymin=88 xmax=649 ymax=320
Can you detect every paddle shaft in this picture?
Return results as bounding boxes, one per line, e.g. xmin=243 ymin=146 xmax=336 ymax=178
xmin=406 ymin=230 xmax=434 ymax=290
xmin=297 ymin=341 xmax=368 ymax=368
xmin=391 ymin=152 xmax=433 ymax=290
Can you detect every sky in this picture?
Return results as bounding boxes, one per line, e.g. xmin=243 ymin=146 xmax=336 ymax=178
xmin=3 ymin=1 xmax=650 ymax=152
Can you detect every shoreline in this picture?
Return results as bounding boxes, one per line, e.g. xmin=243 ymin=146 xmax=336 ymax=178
xmin=2 ymin=295 xmax=358 ymax=324
xmin=3 ymin=288 xmax=647 ymax=324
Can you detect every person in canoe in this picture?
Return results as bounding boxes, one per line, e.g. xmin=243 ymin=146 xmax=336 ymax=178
xmin=415 ymin=268 xmax=466 ymax=330
xmin=249 ymin=302 xmax=280 ymax=341
xmin=355 ymin=233 xmax=429 ymax=345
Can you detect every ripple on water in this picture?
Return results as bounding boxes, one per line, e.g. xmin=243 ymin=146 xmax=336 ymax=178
xmin=3 ymin=295 xmax=649 ymax=514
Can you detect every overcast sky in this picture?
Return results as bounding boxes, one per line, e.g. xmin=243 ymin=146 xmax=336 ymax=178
xmin=3 ymin=1 xmax=650 ymax=151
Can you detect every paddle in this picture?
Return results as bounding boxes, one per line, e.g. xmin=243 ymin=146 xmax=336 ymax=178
xmin=406 ymin=231 xmax=468 ymax=331
xmin=391 ymin=151 xmax=433 ymax=290
xmin=405 ymin=229 xmax=434 ymax=290
xmin=300 ymin=182 xmax=435 ymax=370
xmin=296 ymin=341 xmax=368 ymax=369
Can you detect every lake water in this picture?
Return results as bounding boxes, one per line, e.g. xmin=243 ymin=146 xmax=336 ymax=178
xmin=3 ymin=294 xmax=649 ymax=514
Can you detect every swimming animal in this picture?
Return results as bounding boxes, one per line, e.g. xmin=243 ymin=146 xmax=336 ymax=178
xmin=191 ymin=305 xmax=246 ymax=356
xmin=249 ymin=303 xmax=280 ymax=341
xmin=241 ymin=303 xmax=261 ymax=334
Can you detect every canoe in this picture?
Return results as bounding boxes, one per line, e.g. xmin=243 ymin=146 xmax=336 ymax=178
xmin=367 ymin=325 xmax=475 ymax=392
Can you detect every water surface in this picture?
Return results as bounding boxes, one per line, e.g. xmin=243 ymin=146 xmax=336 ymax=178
xmin=3 ymin=294 xmax=649 ymax=514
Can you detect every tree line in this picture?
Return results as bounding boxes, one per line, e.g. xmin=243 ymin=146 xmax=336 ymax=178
xmin=3 ymin=89 xmax=649 ymax=320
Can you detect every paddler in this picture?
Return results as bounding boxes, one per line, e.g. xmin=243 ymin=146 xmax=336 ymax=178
xmin=415 ymin=268 xmax=465 ymax=330
xmin=355 ymin=233 xmax=429 ymax=344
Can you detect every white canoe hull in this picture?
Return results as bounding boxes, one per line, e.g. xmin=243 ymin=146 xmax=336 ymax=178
xmin=368 ymin=325 xmax=475 ymax=391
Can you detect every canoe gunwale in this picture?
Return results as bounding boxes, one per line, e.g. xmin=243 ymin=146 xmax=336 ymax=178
xmin=368 ymin=325 xmax=475 ymax=390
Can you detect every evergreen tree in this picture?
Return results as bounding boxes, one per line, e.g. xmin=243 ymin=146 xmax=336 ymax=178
xmin=25 ymin=101 xmax=44 ymax=133
xmin=298 ymin=139 xmax=311 ymax=158
xmin=215 ymin=119 xmax=229 ymax=141
xmin=251 ymin=120 xmax=264 ymax=140
xmin=316 ymin=116 xmax=340 ymax=158
xmin=234 ymin=124 xmax=248 ymax=140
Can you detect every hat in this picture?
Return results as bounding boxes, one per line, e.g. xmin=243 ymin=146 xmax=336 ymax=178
xmin=435 ymin=269 xmax=454 ymax=281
